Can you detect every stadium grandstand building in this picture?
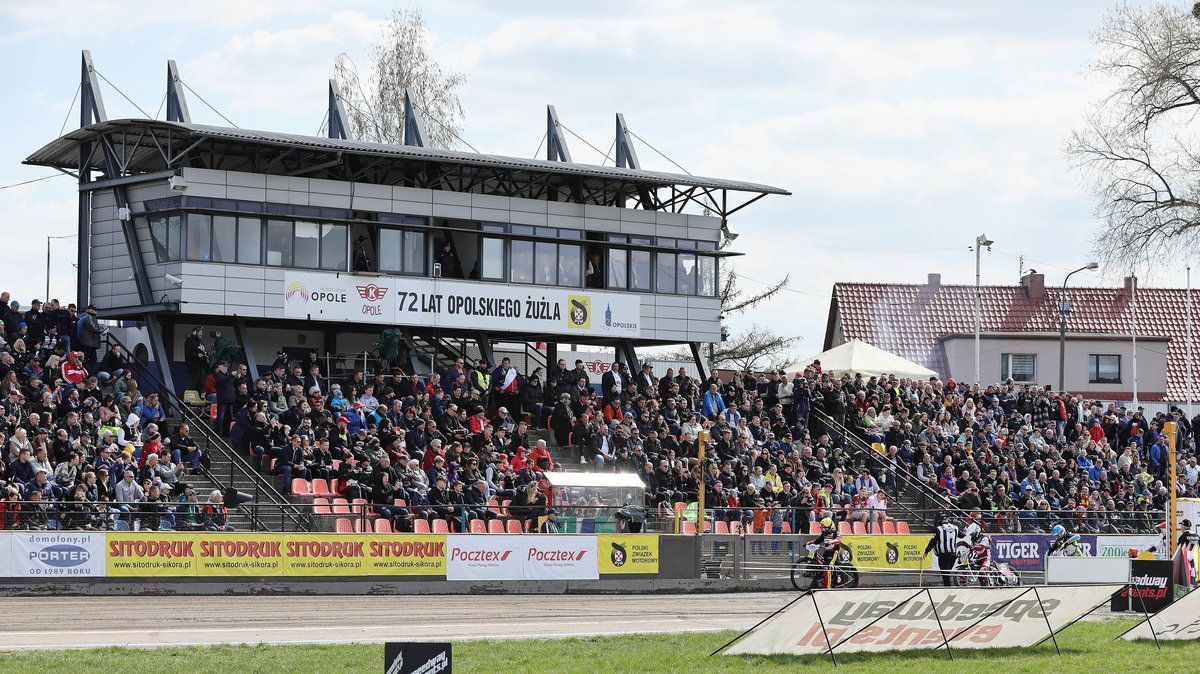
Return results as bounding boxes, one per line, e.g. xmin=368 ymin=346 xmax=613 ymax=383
xmin=25 ymin=52 xmax=787 ymax=391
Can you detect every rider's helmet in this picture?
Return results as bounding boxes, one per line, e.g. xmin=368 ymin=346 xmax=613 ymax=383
xmin=819 ymin=517 xmax=835 ymax=534
xmin=1051 ymin=524 xmax=1065 ymax=537
xmin=965 ymin=522 xmax=982 ymax=544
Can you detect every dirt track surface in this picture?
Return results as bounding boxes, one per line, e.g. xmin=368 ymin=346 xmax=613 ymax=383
xmin=0 ymin=592 xmax=792 ymax=650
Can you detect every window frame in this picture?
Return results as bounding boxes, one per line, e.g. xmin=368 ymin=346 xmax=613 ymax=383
xmin=1088 ymin=354 xmax=1122 ymax=384
xmin=1000 ymin=353 xmax=1036 ymax=383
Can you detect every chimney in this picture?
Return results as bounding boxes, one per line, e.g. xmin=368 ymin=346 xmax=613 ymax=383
xmin=927 ymin=273 xmax=941 ymax=287
xmin=1021 ymin=272 xmax=1045 ymax=299
xmin=1123 ymin=276 xmax=1137 ymax=295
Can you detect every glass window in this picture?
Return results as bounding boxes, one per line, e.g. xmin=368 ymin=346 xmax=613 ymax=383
xmin=608 ymin=248 xmax=628 ymax=289
xmin=1001 ymin=353 xmax=1036 ymax=383
xmin=630 ymin=250 xmax=651 ymax=291
xmin=185 ymin=213 xmax=211 ymax=261
xmin=558 ymin=244 xmax=581 ymax=287
xmin=511 ymin=240 xmax=533 ymax=284
xmin=211 ymin=215 xmax=237 ymax=263
xmin=1089 ymin=355 xmax=1121 ymax=383
xmin=320 ymin=223 xmax=347 ymax=271
xmin=482 ymin=237 xmax=505 ymax=280
xmin=379 ymin=229 xmax=402 ymax=272
xmin=535 ymin=242 xmax=557 ymax=285
xmin=266 ymin=220 xmax=292 ymax=267
xmin=166 ymin=215 xmax=181 ymax=261
xmin=559 ymin=229 xmax=582 ymax=240
xmin=294 ymin=221 xmax=320 ymax=268
xmin=511 ymin=225 xmax=535 ymax=235
xmin=677 ymin=252 xmax=697 ymax=295
xmin=656 ymin=252 xmax=676 ymax=294
xmin=237 ymin=217 xmax=261 ymax=265
xmin=698 ymin=256 xmax=717 ymax=296
xmin=149 ymin=216 xmax=170 ymax=262
xmin=403 ymin=230 xmax=425 ymax=274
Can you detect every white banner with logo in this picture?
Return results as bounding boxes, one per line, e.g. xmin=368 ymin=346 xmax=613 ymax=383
xmin=1095 ymin=535 xmax=1165 ymax=560
xmin=725 ymin=585 xmax=1121 ymax=656
xmin=1045 ymin=557 xmax=1131 ymax=584
xmin=446 ymin=535 xmax=598 ymax=581
xmin=1121 ymin=587 xmax=1200 ymax=641
xmin=11 ymin=532 xmax=105 ymax=577
xmin=283 ymin=272 xmax=641 ymax=338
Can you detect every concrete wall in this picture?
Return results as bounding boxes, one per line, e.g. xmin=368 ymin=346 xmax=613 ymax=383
xmin=90 ymin=170 xmax=723 ymax=344
xmin=941 ymin=334 xmax=1168 ymax=394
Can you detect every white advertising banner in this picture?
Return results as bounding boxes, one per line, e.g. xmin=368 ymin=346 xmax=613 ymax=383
xmin=522 ymin=536 xmax=597 ymax=580
xmin=282 ymin=272 xmax=642 ymax=338
xmin=446 ymin=535 xmax=525 ymax=581
xmin=10 ymin=531 xmax=105 ymax=577
xmin=1122 ymin=587 xmax=1200 ymax=641
xmin=446 ymin=535 xmax=599 ymax=581
xmin=1044 ymin=557 xmax=1131 ymax=584
xmin=725 ymin=585 xmax=1121 ymax=656
xmin=1095 ymin=535 xmax=1165 ymax=560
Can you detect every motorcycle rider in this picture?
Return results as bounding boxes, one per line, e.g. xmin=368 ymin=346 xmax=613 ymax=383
xmin=1047 ymin=524 xmax=1084 ymax=557
xmin=958 ymin=522 xmax=993 ymax=576
xmin=805 ymin=517 xmax=844 ymax=587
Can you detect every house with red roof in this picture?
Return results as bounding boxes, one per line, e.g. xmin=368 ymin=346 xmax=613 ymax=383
xmin=824 ymin=272 xmax=1192 ymax=401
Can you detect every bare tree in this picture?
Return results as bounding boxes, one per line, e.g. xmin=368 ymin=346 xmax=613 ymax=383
xmin=660 ymin=265 xmax=798 ymax=370
xmin=332 ymin=9 xmax=466 ymax=149
xmin=1068 ymin=3 xmax=1200 ymax=271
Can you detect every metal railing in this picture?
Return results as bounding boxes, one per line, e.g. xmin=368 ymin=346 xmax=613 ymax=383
xmin=103 ymin=333 xmax=311 ymax=532
xmin=0 ymin=499 xmax=237 ymax=532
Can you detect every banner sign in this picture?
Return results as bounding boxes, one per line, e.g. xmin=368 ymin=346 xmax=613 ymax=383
xmin=1044 ymin=557 xmax=1130 ymax=584
xmin=105 ymin=533 xmax=446 ymax=577
xmin=384 ymin=642 xmax=451 ymax=674
xmin=1121 ymin=587 xmax=1200 ymax=641
xmin=446 ymin=535 xmax=598 ymax=581
xmin=724 ymin=585 xmax=1122 ymax=656
xmin=1095 ymin=535 xmax=1166 ymax=560
xmin=989 ymin=535 xmax=1097 ymax=571
xmin=11 ymin=532 xmax=103 ymax=577
xmin=597 ymin=534 xmax=659 ymax=574
xmin=840 ymin=535 xmax=933 ymax=571
xmin=1111 ymin=559 xmax=1173 ymax=613
xmin=283 ymin=272 xmax=642 ymax=338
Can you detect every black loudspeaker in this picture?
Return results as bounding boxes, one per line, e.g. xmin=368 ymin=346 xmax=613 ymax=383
xmin=224 ymin=488 xmax=254 ymax=505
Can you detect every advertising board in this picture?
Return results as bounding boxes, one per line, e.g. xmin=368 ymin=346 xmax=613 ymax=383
xmin=989 ymin=534 xmax=1097 ymax=571
xmin=1111 ymin=559 xmax=1173 ymax=613
xmin=724 ymin=585 xmax=1121 ymax=656
xmin=446 ymin=535 xmax=597 ymax=581
xmin=597 ymin=534 xmax=659 ymax=574
xmin=840 ymin=535 xmax=932 ymax=571
xmin=1120 ymin=587 xmax=1200 ymax=641
xmin=283 ymin=272 xmax=641 ymax=338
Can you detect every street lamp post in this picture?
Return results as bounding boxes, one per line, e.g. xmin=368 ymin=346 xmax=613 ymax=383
xmin=1058 ymin=262 xmax=1099 ymax=392
xmin=974 ymin=234 xmax=994 ymax=385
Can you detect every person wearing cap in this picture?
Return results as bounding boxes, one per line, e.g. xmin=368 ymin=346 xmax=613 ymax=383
xmin=539 ymin=508 xmax=560 ymax=534
xmin=22 ymin=299 xmax=44 ymax=346
xmin=212 ymin=360 xmax=236 ymax=436
xmin=0 ymin=299 xmax=20 ymax=339
xmin=61 ymin=350 xmax=88 ymax=386
xmin=77 ymin=303 xmax=103 ymax=368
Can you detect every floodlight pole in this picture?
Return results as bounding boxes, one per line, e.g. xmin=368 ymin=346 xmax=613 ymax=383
xmin=973 ymin=234 xmax=992 ymax=385
xmin=1058 ymin=263 xmax=1098 ymax=393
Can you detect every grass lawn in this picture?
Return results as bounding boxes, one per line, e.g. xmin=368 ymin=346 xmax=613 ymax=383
xmin=0 ymin=618 xmax=1189 ymax=673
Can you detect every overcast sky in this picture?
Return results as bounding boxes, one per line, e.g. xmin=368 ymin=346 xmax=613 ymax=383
xmin=0 ymin=0 xmax=1172 ymax=362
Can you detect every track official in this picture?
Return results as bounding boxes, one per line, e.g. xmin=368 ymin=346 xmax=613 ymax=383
xmin=925 ymin=515 xmax=959 ymax=586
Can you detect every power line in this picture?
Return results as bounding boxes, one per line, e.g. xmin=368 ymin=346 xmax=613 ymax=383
xmin=627 ymin=128 xmax=692 ymax=176
xmin=178 ymin=80 xmax=238 ymax=128
xmin=557 ymin=122 xmax=612 ymax=165
xmin=0 ymin=174 xmax=67 ymax=190
xmin=734 ymin=271 xmax=826 ymax=298
xmin=153 ymin=91 xmax=167 ymax=121
xmin=532 ymin=131 xmax=547 ymax=159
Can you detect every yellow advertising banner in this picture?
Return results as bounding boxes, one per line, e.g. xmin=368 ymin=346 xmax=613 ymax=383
xmin=840 ymin=534 xmax=932 ymax=571
xmin=105 ymin=533 xmax=446 ymax=577
xmin=597 ymin=534 xmax=659 ymax=574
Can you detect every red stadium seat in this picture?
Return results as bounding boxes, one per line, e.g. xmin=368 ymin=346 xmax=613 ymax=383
xmin=506 ymin=519 xmax=523 ymax=534
xmin=291 ymin=479 xmax=312 ymax=496
xmin=780 ymin=522 xmax=792 ymax=534
xmin=837 ymin=522 xmax=852 ymax=535
xmin=334 ymin=518 xmax=352 ymax=533
xmin=312 ymin=497 xmax=331 ymax=516
xmin=681 ymin=521 xmax=697 ymax=534
xmin=809 ymin=522 xmax=821 ymax=535
xmin=896 ymin=521 xmax=911 ymax=535
xmin=374 ymin=518 xmax=393 ymax=534
xmin=714 ymin=521 xmax=729 ymax=534
xmin=413 ymin=519 xmax=431 ymax=534
xmin=882 ymin=522 xmax=897 ymax=535
xmin=488 ymin=519 xmax=506 ymax=534
xmin=760 ymin=522 xmax=774 ymax=535
xmin=310 ymin=479 xmax=333 ymax=496
xmin=432 ymin=519 xmax=450 ymax=534
xmin=350 ymin=498 xmax=368 ymax=516
xmin=852 ymin=522 xmax=867 ymax=535
xmin=499 ymin=500 xmax=512 ymax=517
xmin=354 ymin=517 xmax=373 ymax=533
xmin=469 ymin=519 xmax=486 ymax=534
xmin=393 ymin=499 xmax=407 ymax=507
xmin=729 ymin=522 xmax=744 ymax=535
xmin=331 ymin=459 xmax=342 ymax=471
xmin=331 ymin=498 xmax=350 ymax=515
xmin=703 ymin=520 xmax=713 ymax=533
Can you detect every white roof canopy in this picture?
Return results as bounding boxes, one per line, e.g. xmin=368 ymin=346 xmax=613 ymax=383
xmin=543 ymin=472 xmax=646 ymax=489
xmin=792 ymin=339 xmax=937 ymax=380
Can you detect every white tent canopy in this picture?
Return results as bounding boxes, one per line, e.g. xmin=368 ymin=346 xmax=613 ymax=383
xmin=791 ymin=339 xmax=937 ymax=380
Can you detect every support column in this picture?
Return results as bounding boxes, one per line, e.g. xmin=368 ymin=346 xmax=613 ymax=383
xmin=476 ymin=332 xmax=495 ymax=368
xmin=232 ymin=317 xmax=259 ymax=378
xmin=689 ymin=342 xmax=708 ymax=381
xmin=144 ymin=314 xmax=176 ymax=396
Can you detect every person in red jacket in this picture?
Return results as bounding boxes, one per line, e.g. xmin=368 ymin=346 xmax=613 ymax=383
xmin=61 ymin=351 xmax=87 ymax=385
